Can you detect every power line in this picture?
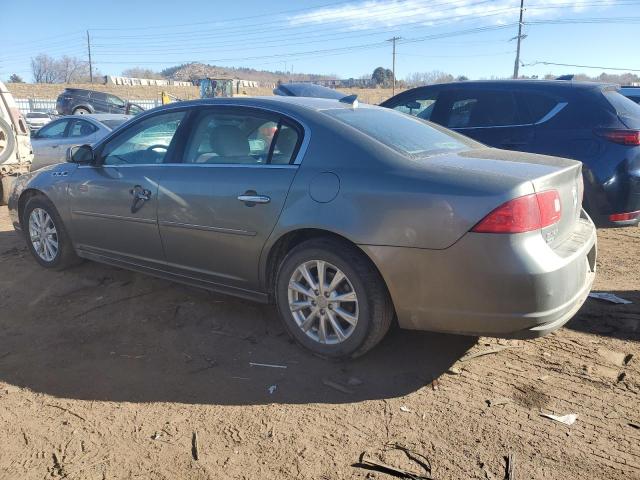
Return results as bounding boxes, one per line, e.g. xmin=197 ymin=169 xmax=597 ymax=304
xmin=523 ymin=61 xmax=640 ymax=72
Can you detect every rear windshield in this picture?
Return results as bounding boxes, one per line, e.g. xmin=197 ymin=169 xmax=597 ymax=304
xmin=101 ymin=119 xmax=128 ymax=130
xmin=324 ymin=107 xmax=470 ymax=157
xmin=604 ymin=90 xmax=640 ymax=126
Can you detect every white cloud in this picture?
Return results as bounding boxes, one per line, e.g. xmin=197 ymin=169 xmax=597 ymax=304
xmin=288 ymin=0 xmax=615 ymax=30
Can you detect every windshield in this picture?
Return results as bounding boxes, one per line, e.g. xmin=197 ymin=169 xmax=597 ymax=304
xmin=101 ymin=119 xmax=128 ymax=130
xmin=324 ymin=107 xmax=471 ymax=157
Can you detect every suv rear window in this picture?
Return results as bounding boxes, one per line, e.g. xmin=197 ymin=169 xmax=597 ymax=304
xmin=604 ymin=90 xmax=640 ymax=125
xmin=324 ymin=107 xmax=471 ymax=157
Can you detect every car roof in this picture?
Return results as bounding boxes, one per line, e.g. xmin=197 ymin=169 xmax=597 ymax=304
xmin=155 ymin=96 xmax=372 ymax=113
xmin=400 ymin=79 xmax=616 ymax=92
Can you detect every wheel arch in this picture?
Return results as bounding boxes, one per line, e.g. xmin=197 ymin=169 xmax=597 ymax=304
xmin=262 ymin=227 xmax=394 ymax=308
xmin=72 ymin=104 xmax=94 ymax=114
xmin=18 ymin=188 xmax=49 ymax=227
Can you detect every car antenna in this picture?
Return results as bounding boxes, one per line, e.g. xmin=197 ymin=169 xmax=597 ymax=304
xmin=339 ymin=94 xmax=358 ymax=108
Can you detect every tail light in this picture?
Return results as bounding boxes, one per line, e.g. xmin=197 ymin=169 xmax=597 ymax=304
xmin=595 ymin=129 xmax=640 ymax=146
xmin=472 ymin=190 xmax=561 ymax=234
xmin=609 ymin=211 xmax=640 ymax=222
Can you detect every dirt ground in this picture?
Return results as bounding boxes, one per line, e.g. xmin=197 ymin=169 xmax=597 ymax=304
xmin=0 ymin=206 xmax=638 ymax=480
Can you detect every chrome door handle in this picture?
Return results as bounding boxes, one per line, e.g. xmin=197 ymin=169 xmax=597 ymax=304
xmin=237 ymin=194 xmax=270 ymax=204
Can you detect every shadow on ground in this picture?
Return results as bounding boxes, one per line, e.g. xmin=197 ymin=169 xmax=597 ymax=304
xmin=568 ymin=290 xmax=640 ymax=342
xmin=0 ymin=229 xmax=475 ymax=405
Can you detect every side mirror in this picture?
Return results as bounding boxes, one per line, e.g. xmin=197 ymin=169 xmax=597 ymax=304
xmin=67 ymin=144 xmax=94 ymax=164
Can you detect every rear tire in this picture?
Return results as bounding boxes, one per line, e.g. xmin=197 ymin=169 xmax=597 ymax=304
xmin=23 ymin=195 xmax=79 ymax=270
xmin=275 ymin=238 xmax=394 ymax=359
xmin=73 ymin=107 xmax=90 ymax=115
xmin=0 ymin=117 xmax=16 ymax=164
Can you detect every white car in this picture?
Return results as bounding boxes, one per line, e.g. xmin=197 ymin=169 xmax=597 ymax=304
xmin=24 ymin=112 xmax=52 ymax=132
xmin=30 ymin=113 xmax=131 ymax=171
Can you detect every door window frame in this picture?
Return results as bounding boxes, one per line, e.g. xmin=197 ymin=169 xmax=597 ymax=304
xmin=87 ymin=104 xmax=310 ymax=169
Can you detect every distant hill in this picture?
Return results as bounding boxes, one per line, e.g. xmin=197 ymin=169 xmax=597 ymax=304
xmin=160 ymin=62 xmax=336 ymax=83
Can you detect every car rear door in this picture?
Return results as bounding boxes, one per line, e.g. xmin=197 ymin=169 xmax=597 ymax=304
xmin=156 ymin=106 xmax=303 ymax=293
xmin=67 ymin=110 xmax=187 ymax=266
xmin=435 ymin=88 xmax=535 ymax=150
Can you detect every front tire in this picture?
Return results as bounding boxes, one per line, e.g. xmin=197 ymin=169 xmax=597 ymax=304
xmin=275 ymin=238 xmax=394 ymax=359
xmin=73 ymin=107 xmax=90 ymax=115
xmin=23 ymin=195 xmax=79 ymax=269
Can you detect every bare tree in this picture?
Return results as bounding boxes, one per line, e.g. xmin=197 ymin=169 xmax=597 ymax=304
xmin=121 ymin=67 xmax=163 ymax=79
xmin=405 ymin=71 xmax=456 ymax=87
xmin=56 ymin=56 xmax=89 ymax=83
xmin=31 ymin=54 xmax=57 ymax=83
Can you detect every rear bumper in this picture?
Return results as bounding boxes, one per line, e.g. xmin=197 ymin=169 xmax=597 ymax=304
xmin=360 ymin=213 xmax=597 ymax=338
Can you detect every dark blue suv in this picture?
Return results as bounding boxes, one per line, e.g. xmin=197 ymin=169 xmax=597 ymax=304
xmin=381 ymin=80 xmax=640 ymax=226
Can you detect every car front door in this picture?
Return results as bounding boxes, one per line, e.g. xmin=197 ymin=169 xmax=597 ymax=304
xmin=157 ymin=106 xmax=303 ymax=293
xmin=435 ymin=89 xmax=535 ymax=150
xmin=67 ymin=110 xmax=186 ymax=266
xmin=32 ymin=118 xmax=70 ymax=166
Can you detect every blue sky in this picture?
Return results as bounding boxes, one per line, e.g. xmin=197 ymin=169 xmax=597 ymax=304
xmin=2 ymin=0 xmax=639 ymax=81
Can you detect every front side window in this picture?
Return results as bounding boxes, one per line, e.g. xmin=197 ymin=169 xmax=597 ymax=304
xmin=391 ymin=92 xmax=439 ymax=120
xmin=183 ymin=109 xmax=300 ymax=165
xmin=37 ymin=120 xmax=68 ymax=139
xmin=68 ymin=119 xmax=97 ymax=138
xmin=445 ymin=91 xmax=520 ymax=128
xmin=325 ymin=107 xmax=471 ymax=158
xmin=106 ymin=94 xmax=125 ymax=107
xmin=101 ymin=111 xmax=185 ymax=165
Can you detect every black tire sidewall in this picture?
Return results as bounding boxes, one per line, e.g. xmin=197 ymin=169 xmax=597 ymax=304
xmin=276 ymin=243 xmax=374 ymax=358
xmin=23 ymin=197 xmax=68 ymax=269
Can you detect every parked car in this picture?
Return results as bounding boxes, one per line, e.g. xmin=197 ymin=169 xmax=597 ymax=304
xmin=0 ymin=81 xmax=32 ymax=205
xmin=24 ymin=111 xmax=52 ymax=132
xmin=8 ymin=97 xmax=596 ymax=358
xmin=620 ymin=86 xmax=640 ymax=104
xmin=30 ymin=114 xmax=131 ymax=171
xmin=56 ymin=88 xmax=145 ymax=116
xmin=381 ymin=80 xmax=640 ymax=226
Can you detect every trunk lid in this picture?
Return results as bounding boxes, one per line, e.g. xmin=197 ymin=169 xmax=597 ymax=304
xmin=452 ymin=148 xmax=583 ymax=245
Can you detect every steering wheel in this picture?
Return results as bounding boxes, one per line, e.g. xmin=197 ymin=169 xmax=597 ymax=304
xmin=143 ymin=144 xmax=168 ymax=163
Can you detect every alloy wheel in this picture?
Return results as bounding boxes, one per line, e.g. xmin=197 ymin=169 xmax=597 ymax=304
xmin=287 ymin=260 xmax=359 ymax=344
xmin=28 ymin=208 xmax=59 ymax=262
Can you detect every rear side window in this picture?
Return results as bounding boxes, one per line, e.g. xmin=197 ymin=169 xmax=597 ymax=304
xmin=325 ymin=107 xmax=470 ymax=157
xmin=68 ymin=120 xmax=97 ymax=138
xmin=444 ymin=91 xmax=521 ymax=128
xmin=604 ymin=90 xmax=640 ymax=124
xmin=182 ymin=109 xmax=300 ymax=165
xmin=518 ymin=92 xmax=559 ymax=123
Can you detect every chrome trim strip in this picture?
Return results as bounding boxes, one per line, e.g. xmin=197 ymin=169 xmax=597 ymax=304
xmin=159 ymin=220 xmax=255 ymax=236
xmin=535 ymin=102 xmax=568 ymax=125
xmin=78 ymin=163 xmax=298 ymax=169
xmin=72 ymin=210 xmax=156 ymax=224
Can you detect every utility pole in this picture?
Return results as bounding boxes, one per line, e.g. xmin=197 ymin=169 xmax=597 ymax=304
xmin=86 ymin=30 xmax=93 ymax=83
xmin=512 ymin=0 xmax=525 ymax=79
xmin=387 ymin=36 xmax=401 ymax=95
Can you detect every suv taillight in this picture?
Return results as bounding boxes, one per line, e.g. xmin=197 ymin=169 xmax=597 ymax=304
xmin=595 ymin=128 xmax=640 ymax=146
xmin=471 ymin=190 xmax=562 ymax=234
